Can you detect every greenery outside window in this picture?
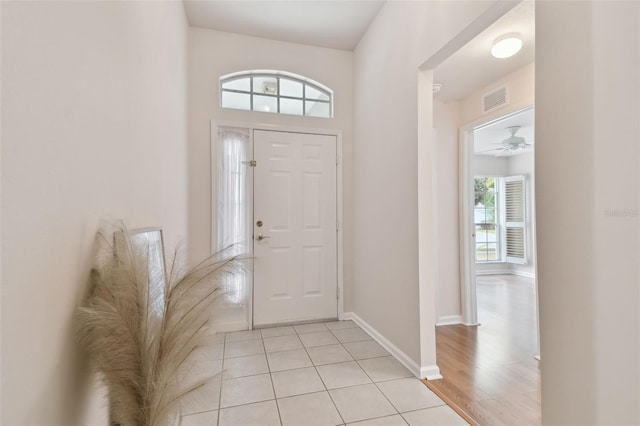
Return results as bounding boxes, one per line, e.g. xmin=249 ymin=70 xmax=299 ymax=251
xmin=475 ymin=177 xmax=502 ymax=262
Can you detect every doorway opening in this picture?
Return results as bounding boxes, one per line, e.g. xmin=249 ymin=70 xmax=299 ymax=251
xmin=213 ymin=122 xmax=344 ymax=331
xmin=462 ymin=106 xmax=538 ymax=330
xmin=416 ymin=0 xmax=539 ymax=424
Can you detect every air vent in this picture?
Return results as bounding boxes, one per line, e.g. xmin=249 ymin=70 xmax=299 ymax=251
xmin=483 ymin=85 xmax=508 ymax=113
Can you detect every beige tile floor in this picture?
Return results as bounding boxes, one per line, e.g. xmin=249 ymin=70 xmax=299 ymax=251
xmin=179 ymin=321 xmax=468 ymax=426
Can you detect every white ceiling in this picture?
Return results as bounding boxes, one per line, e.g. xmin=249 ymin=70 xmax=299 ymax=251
xmin=183 ymin=0 xmax=386 ymax=51
xmin=474 ymin=107 xmax=534 ymax=157
xmin=434 ymin=0 xmax=535 ymax=102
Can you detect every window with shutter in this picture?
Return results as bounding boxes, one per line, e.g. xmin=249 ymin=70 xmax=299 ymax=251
xmin=505 ymin=175 xmax=526 ymax=264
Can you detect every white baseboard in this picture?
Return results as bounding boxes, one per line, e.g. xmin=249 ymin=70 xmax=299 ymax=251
xmin=436 ymin=315 xmax=463 ymax=326
xmin=476 ymin=269 xmax=511 ymax=276
xmin=343 ymin=312 xmax=442 ymax=380
xmin=420 ymin=365 xmax=443 ymax=380
xmin=476 ymin=269 xmax=536 ymax=279
xmin=510 ymin=269 xmax=536 ymax=279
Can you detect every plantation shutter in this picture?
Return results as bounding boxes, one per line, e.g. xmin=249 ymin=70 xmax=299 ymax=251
xmin=505 ymin=175 xmax=526 ymax=264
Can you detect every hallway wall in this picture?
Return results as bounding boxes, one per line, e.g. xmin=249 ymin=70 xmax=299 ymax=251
xmin=351 ymin=0 xmax=495 ymax=369
xmin=434 ymin=99 xmax=462 ymax=322
xmin=536 ymin=1 xmax=640 ymax=423
xmin=1 ymin=2 xmax=190 ymax=424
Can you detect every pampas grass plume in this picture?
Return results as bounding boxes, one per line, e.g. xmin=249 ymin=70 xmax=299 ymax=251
xmin=75 ymin=222 xmax=244 ymax=426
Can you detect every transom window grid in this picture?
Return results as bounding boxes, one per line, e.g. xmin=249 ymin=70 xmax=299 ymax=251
xmin=220 ymin=73 xmax=333 ymax=118
xmin=474 ymin=177 xmax=502 ymax=262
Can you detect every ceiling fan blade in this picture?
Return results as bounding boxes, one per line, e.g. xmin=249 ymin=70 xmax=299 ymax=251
xmin=476 ymin=148 xmax=503 ymax=153
xmin=503 ymin=136 xmax=526 ymax=145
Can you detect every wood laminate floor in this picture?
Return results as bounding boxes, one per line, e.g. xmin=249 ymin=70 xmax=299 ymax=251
xmin=424 ymin=274 xmax=541 ymax=426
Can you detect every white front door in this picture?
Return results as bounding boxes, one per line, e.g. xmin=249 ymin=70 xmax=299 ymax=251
xmin=253 ymin=130 xmax=338 ymax=326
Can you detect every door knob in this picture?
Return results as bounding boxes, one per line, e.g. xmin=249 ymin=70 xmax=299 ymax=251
xmin=256 ymin=234 xmax=270 ymax=241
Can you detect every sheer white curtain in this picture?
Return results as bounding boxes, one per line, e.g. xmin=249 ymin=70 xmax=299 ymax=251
xmin=216 ymin=127 xmax=251 ymax=308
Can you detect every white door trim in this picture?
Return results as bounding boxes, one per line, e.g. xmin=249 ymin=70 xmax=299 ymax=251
xmin=210 ymin=119 xmax=345 ymax=329
xmin=459 ymin=126 xmax=478 ymax=326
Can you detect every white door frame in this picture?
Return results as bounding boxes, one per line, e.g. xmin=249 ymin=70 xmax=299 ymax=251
xmin=458 ymin=104 xmax=534 ymax=326
xmin=210 ymin=119 xmax=345 ymax=329
xmin=459 ymin=124 xmax=478 ymax=326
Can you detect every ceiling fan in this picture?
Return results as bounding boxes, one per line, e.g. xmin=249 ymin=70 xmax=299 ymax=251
xmin=478 ymin=126 xmax=533 ymax=156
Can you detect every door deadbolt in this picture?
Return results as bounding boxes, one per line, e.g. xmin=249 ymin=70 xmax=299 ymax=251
xmin=256 ymin=220 xmax=263 ymax=227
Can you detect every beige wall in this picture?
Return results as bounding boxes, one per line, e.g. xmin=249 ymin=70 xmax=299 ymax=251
xmin=460 ymin=62 xmax=535 ymax=127
xmin=188 ymin=28 xmax=353 ymax=324
xmin=537 ymin=1 xmax=639 ymax=424
xmin=434 ymin=99 xmax=462 ymax=321
xmin=1 ymin=1 xmax=189 ymax=424
xmin=474 ymin=155 xmax=509 ymax=176
xmin=352 ymin=0 xmax=494 ymax=367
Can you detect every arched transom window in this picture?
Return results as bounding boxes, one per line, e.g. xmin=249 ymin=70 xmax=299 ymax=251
xmin=220 ymin=70 xmax=333 ymax=118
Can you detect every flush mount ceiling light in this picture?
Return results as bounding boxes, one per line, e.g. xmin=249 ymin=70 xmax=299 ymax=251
xmin=491 ymin=34 xmax=523 ymax=59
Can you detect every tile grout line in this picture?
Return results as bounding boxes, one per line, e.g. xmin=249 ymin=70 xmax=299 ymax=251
xmin=355 ymin=355 xmax=404 ymax=420
xmin=259 ymin=330 xmax=284 ymax=426
xmin=217 ymin=322 xmax=408 ymax=425
xmin=216 ymin=334 xmax=226 ymax=426
xmin=353 ymin=355 xmax=449 ymax=423
xmin=399 ymin=403 xmax=451 ymax=415
xmin=327 ymin=324 xmax=407 ymax=424
xmin=338 ymin=327 xmax=413 ymax=423
xmin=220 ymin=330 xmax=277 ymax=420
xmin=327 ymin=324 xmax=416 ymax=425
xmin=195 ymin=397 xmax=423 ymax=424
xmin=296 ymin=323 xmax=347 ymax=426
